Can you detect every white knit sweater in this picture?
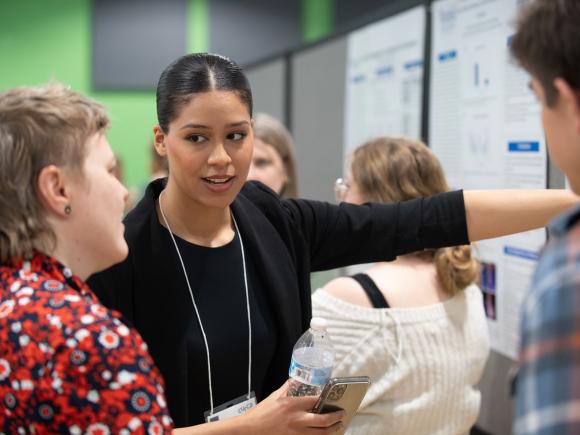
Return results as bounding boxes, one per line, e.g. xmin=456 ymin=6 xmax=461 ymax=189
xmin=311 ymin=284 xmax=490 ymax=435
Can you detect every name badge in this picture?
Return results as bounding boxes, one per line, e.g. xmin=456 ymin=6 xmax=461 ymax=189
xmin=204 ymin=391 xmax=257 ymax=422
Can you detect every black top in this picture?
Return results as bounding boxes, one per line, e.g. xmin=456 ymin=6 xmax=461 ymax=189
xmin=88 ymin=179 xmax=469 ymax=427
xmin=350 ymin=273 xmax=390 ymax=308
xmin=170 ymin=232 xmax=276 ymax=424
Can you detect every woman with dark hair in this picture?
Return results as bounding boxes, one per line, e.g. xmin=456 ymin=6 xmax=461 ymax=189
xmin=89 ymin=53 xmax=577 ymax=432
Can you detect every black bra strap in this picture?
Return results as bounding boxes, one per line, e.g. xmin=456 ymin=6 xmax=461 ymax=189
xmin=350 ymin=273 xmax=390 ymax=308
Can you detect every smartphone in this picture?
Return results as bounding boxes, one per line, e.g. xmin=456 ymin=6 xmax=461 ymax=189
xmin=311 ymin=376 xmax=371 ymax=434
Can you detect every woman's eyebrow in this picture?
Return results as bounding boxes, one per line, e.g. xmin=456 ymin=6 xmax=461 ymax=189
xmin=179 ymin=123 xmax=210 ymax=130
xmin=178 ymin=121 xmax=250 ymax=130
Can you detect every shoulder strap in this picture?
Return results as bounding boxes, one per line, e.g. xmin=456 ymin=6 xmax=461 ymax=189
xmin=350 ymin=273 xmax=390 ymax=308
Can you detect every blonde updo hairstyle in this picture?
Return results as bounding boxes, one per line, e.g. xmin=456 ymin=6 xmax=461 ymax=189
xmin=253 ymin=113 xmax=298 ymax=198
xmin=0 ymin=83 xmax=109 ymax=262
xmin=350 ymin=137 xmax=479 ymax=295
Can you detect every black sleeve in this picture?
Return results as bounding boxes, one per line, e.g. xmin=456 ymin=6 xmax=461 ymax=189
xmin=282 ymin=190 xmax=469 ymax=271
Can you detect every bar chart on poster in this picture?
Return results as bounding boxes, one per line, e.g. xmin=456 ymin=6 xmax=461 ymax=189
xmin=344 ymin=5 xmax=426 ymax=161
xmin=430 ymin=0 xmax=547 ymax=359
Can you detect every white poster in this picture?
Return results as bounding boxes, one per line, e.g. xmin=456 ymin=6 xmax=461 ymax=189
xmin=344 ymin=6 xmax=426 ymax=163
xmin=430 ymin=0 xmax=547 ymax=359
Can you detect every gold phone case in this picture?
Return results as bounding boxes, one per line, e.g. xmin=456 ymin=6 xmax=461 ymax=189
xmin=312 ymin=376 xmax=371 ymax=434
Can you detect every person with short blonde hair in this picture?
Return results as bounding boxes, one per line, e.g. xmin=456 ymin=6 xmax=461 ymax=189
xmin=248 ymin=112 xmax=298 ymax=198
xmin=316 ymin=136 xmax=489 ymax=435
xmin=0 ymin=83 xmax=173 ymax=432
xmin=0 ymin=83 xmax=109 ymax=261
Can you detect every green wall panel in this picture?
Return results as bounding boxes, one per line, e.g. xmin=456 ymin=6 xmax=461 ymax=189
xmin=0 ymin=0 xmax=155 ymax=189
xmin=302 ymin=0 xmax=335 ymax=42
xmin=188 ymin=0 xmax=210 ymax=53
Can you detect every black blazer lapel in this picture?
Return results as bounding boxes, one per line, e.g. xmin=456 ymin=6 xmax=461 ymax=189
xmin=231 ymin=195 xmax=304 ymax=389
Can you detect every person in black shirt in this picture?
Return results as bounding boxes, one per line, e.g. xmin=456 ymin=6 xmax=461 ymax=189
xmin=88 ymin=53 xmax=577 ymax=434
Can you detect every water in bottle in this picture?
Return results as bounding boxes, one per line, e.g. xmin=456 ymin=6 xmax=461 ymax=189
xmin=287 ymin=317 xmax=335 ymax=397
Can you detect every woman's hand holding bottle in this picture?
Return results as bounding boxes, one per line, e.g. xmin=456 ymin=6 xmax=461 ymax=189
xmin=240 ymin=381 xmax=345 ymax=435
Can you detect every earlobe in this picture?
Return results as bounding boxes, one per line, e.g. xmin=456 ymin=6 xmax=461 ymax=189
xmin=37 ymin=165 xmax=72 ymax=217
xmin=153 ymin=125 xmax=168 ymax=157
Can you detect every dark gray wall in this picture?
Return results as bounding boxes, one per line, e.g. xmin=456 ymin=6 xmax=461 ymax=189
xmin=336 ymin=0 xmax=393 ymax=25
xmin=245 ymin=58 xmax=287 ymax=124
xmin=291 ymin=37 xmax=348 ymax=202
xmin=335 ymin=0 xmax=425 ymax=33
xmin=210 ymin=0 xmax=301 ymax=67
xmin=93 ymin=0 xmax=300 ymax=89
xmin=476 ymin=353 xmax=515 ymax=434
xmin=92 ymin=0 xmax=187 ymax=90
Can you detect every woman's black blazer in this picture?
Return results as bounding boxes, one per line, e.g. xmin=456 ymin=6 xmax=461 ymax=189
xmin=88 ymin=178 xmax=468 ymax=424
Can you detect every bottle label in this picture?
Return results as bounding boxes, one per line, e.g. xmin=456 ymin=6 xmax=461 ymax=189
xmin=288 ymin=358 xmax=332 ymax=386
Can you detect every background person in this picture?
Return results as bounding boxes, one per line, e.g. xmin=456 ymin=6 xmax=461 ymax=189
xmin=315 ymin=137 xmax=489 ymax=435
xmin=248 ymin=112 xmax=298 ymax=198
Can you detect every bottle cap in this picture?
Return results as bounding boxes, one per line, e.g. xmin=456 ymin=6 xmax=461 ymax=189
xmin=310 ymin=317 xmax=328 ymax=331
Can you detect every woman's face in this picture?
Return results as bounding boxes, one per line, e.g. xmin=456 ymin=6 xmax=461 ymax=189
xmin=68 ymin=134 xmax=129 ymax=274
xmin=247 ymin=138 xmax=288 ymax=194
xmin=156 ymin=90 xmax=254 ymax=210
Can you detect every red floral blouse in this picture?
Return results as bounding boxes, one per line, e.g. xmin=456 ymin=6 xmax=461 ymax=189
xmin=0 ymin=252 xmax=173 ymax=434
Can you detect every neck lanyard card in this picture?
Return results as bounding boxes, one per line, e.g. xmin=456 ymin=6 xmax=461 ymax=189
xmin=204 ymin=391 xmax=257 ymax=422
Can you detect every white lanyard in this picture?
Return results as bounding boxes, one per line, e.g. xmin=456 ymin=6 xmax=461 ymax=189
xmin=158 ymin=190 xmax=252 ymax=415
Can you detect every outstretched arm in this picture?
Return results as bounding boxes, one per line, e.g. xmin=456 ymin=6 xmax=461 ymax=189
xmin=464 ymin=189 xmax=578 ymax=242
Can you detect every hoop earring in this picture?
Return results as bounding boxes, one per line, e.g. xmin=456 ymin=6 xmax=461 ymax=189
xmin=64 ymin=205 xmax=72 ymax=215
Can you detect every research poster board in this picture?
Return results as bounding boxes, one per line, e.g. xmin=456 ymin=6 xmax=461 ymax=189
xmin=430 ymin=0 xmax=547 ymax=359
xmin=344 ymin=5 xmax=426 ymax=160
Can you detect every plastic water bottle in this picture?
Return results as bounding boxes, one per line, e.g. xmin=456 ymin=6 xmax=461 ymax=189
xmin=287 ymin=317 xmax=335 ymax=397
